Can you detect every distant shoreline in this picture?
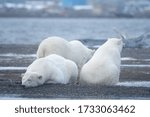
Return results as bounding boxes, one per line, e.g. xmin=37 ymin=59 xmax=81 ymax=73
xmin=0 ymin=16 xmax=150 ymax=19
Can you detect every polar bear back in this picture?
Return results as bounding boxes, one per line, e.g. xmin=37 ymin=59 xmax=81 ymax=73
xmin=27 ymin=58 xmax=54 ymax=78
xmin=45 ymin=54 xmax=78 ymax=83
xmin=37 ymin=36 xmax=69 ymax=58
xmin=80 ymin=38 xmax=123 ymax=85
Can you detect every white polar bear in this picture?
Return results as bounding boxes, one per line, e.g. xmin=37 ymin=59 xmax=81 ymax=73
xmin=22 ymin=54 xmax=78 ymax=88
xmin=80 ymin=38 xmax=123 ymax=85
xmin=36 ymin=36 xmax=94 ymax=71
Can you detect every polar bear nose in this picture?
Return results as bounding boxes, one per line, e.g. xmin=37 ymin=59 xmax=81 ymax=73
xmin=22 ymin=85 xmax=26 ymax=88
xmin=22 ymin=82 xmax=26 ymax=86
xmin=22 ymin=81 xmax=28 ymax=87
xmin=22 ymin=83 xmax=26 ymax=88
xmin=22 ymin=83 xmax=30 ymax=88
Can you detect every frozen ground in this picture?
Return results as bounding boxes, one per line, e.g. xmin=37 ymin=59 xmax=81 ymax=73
xmin=0 ymin=44 xmax=150 ymax=99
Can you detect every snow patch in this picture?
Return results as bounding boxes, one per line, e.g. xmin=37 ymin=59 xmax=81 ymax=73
xmin=121 ymin=64 xmax=150 ymax=68
xmin=0 ymin=53 xmax=36 ymax=58
xmin=117 ymin=81 xmax=150 ymax=88
xmin=0 ymin=67 xmax=27 ymax=71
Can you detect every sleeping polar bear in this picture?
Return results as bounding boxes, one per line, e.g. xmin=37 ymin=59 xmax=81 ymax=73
xmin=80 ymin=38 xmax=123 ymax=85
xmin=36 ymin=36 xmax=94 ymax=71
xmin=22 ymin=54 xmax=78 ymax=88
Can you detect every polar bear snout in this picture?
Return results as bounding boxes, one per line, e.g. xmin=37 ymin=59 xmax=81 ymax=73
xmin=21 ymin=72 xmax=43 ymax=88
xmin=22 ymin=81 xmax=29 ymax=88
xmin=22 ymin=78 xmax=35 ymax=88
xmin=22 ymin=78 xmax=41 ymax=88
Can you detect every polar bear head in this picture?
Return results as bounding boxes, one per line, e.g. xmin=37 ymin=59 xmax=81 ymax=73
xmin=22 ymin=72 xmax=43 ymax=88
xmin=107 ymin=38 xmax=123 ymax=52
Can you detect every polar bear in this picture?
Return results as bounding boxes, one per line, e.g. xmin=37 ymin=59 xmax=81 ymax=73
xmin=36 ymin=36 xmax=95 ymax=83
xmin=36 ymin=36 xmax=94 ymax=71
xmin=22 ymin=54 xmax=78 ymax=88
xmin=80 ymin=38 xmax=123 ymax=85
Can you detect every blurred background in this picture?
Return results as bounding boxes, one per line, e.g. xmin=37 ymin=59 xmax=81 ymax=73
xmin=0 ymin=0 xmax=150 ymax=45
xmin=1 ymin=0 xmax=150 ymax=18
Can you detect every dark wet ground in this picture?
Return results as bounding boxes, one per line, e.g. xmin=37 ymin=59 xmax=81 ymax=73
xmin=0 ymin=44 xmax=150 ymax=99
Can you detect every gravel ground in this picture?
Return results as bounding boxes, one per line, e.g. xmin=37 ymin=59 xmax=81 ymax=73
xmin=0 ymin=44 xmax=150 ymax=99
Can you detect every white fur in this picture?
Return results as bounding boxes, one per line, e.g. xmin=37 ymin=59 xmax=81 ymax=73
xmin=80 ymin=38 xmax=123 ymax=85
xmin=36 ymin=36 xmax=94 ymax=70
xmin=22 ymin=54 xmax=78 ymax=88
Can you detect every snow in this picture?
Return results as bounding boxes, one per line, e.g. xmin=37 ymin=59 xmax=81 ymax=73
xmin=0 ymin=53 xmax=36 ymax=58
xmin=117 ymin=81 xmax=150 ymax=88
xmin=0 ymin=67 xmax=27 ymax=71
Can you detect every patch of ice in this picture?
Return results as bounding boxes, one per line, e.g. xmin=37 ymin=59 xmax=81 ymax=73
xmin=0 ymin=94 xmax=23 ymax=100
xmin=121 ymin=57 xmax=137 ymax=61
xmin=121 ymin=57 xmax=150 ymax=61
xmin=0 ymin=53 xmax=36 ymax=58
xmin=121 ymin=64 xmax=150 ymax=68
xmin=117 ymin=81 xmax=150 ymax=88
xmin=0 ymin=67 xmax=27 ymax=70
